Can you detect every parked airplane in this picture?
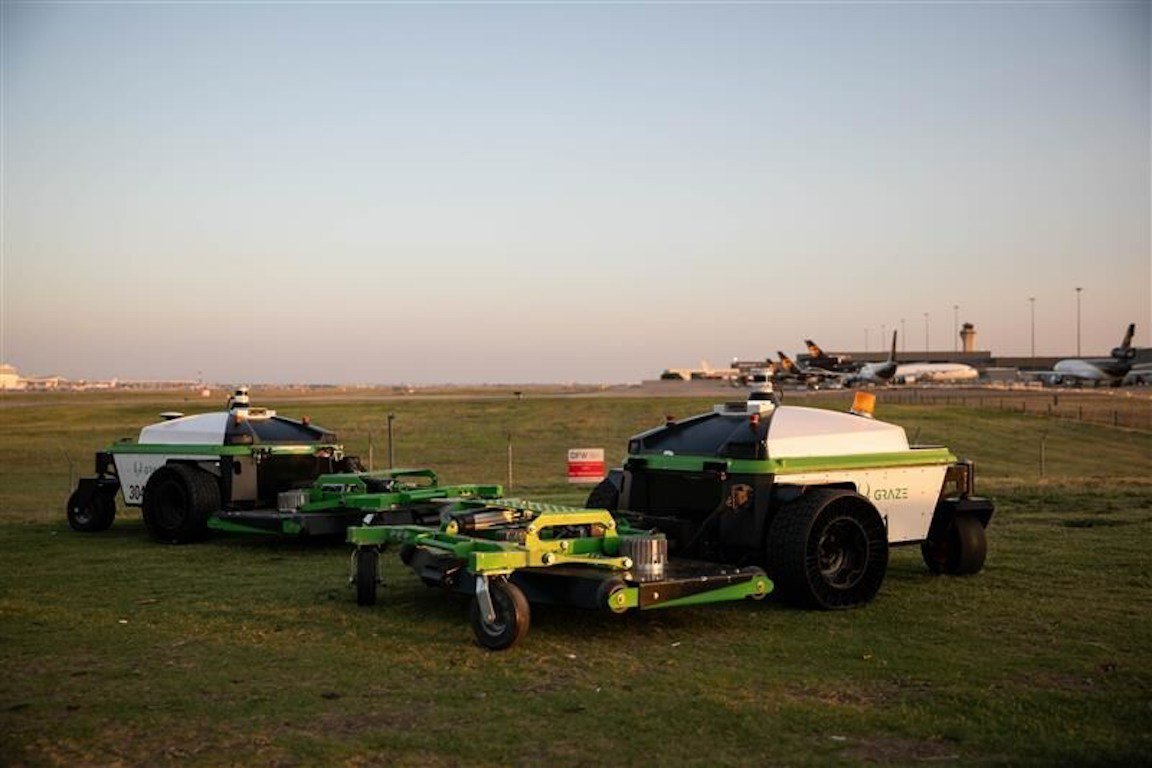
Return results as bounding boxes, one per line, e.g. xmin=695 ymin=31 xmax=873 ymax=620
xmin=660 ymin=360 xmax=740 ymax=381
xmin=802 ymin=340 xmax=854 ymax=372
xmin=1033 ymin=324 xmax=1145 ymax=386
xmin=842 ymin=331 xmax=900 ymax=386
xmin=775 ymin=352 xmax=834 ymax=387
xmin=893 ymin=362 xmax=980 ymax=384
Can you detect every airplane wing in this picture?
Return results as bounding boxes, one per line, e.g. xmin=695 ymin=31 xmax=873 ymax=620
xmin=802 ymin=365 xmax=851 ymax=379
xmin=1123 ymin=363 xmax=1152 ymax=385
xmin=1022 ymin=369 xmax=1094 ymax=385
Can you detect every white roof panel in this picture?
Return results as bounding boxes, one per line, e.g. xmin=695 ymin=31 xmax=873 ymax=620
xmin=139 ymin=412 xmax=230 ymax=445
xmin=765 ymin=406 xmax=908 ymax=458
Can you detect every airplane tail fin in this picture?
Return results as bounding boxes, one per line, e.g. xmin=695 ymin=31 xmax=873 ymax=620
xmin=805 ymin=339 xmax=824 ymax=358
xmin=888 ymin=330 xmax=898 ymax=363
xmin=1113 ymin=323 xmax=1136 ymax=359
xmin=777 ymin=352 xmax=797 ymax=372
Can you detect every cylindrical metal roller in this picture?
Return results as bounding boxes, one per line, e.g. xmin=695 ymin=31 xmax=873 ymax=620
xmin=619 ymin=534 xmax=668 ymax=580
xmin=278 ymin=489 xmax=309 ymax=513
xmin=445 ymin=506 xmax=532 ymax=533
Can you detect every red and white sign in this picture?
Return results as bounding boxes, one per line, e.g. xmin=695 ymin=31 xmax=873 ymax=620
xmin=567 ymin=448 xmax=606 ymax=484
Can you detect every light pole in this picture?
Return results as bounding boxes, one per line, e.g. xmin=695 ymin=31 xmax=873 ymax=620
xmin=953 ymin=305 xmax=959 ymax=353
xmin=1075 ymin=287 xmax=1082 ymax=356
xmin=923 ymin=312 xmax=929 ymax=356
xmin=1029 ymin=297 xmax=1035 ymax=358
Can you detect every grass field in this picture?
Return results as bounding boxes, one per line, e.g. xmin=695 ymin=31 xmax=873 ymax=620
xmin=2 ymin=389 xmax=1150 ymax=766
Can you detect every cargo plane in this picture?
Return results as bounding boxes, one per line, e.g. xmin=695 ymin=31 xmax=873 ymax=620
xmin=1032 ymin=324 xmax=1149 ymax=386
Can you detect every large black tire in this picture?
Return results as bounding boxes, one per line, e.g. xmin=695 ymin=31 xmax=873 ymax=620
xmin=66 ymin=487 xmax=117 ymax=533
xmin=355 ymin=547 xmax=379 ymax=606
xmin=585 ymin=478 xmax=619 ymax=512
xmin=469 ymin=578 xmax=530 ymax=651
xmin=141 ymin=464 xmax=219 ymax=544
xmin=921 ymin=513 xmax=987 ymax=575
xmin=767 ymin=489 xmax=889 ymax=610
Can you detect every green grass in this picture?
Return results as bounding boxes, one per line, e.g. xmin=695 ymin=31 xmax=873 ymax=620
xmin=2 ymin=390 xmax=1150 ymax=765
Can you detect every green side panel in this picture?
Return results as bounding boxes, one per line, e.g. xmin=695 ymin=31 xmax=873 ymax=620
xmin=347 ymin=527 xmax=393 ymax=546
xmin=207 ymin=518 xmax=290 ymax=536
xmin=633 ymin=448 xmax=956 ymax=475
xmin=471 ymin=549 xmax=529 ymax=573
xmin=641 ymin=575 xmax=773 ymax=610
xmin=110 ymin=443 xmax=250 ymax=456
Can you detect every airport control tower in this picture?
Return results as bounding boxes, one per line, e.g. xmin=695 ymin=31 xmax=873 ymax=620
xmin=960 ymin=323 xmax=977 ymax=353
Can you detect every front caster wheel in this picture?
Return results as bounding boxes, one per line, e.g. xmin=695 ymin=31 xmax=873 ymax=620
xmin=922 ymin=514 xmax=987 ymax=575
xmin=67 ymin=487 xmax=117 ymax=532
xmin=469 ymin=578 xmax=530 ymax=650
xmin=355 ymin=547 xmax=380 ymax=606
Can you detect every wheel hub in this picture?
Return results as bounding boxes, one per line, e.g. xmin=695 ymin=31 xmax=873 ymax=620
xmin=817 ymin=516 xmax=868 ymax=589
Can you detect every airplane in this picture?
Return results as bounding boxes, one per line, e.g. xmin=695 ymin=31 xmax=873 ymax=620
xmin=802 ymin=340 xmax=854 ymax=372
xmin=789 ymin=332 xmax=979 ymax=387
xmin=1033 ymin=324 xmax=1145 ymax=386
xmin=842 ymin=331 xmax=900 ymax=386
xmin=660 ymin=360 xmax=741 ymax=381
xmin=893 ymin=362 xmax=980 ymax=384
xmin=775 ymin=351 xmax=835 ymax=387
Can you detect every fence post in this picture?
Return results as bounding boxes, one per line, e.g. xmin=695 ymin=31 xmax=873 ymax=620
xmin=507 ymin=431 xmax=514 ymax=491
xmin=387 ymin=413 xmax=395 ymax=468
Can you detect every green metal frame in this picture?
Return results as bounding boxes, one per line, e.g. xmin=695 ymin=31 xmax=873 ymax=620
xmin=206 ymin=469 xmax=504 ymax=537
xmin=299 ymin=470 xmax=502 ymax=515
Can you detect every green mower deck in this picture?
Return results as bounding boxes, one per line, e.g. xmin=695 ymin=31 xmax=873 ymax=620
xmin=348 ymin=498 xmax=772 ymax=650
xmin=209 ymin=468 xmax=503 ymax=537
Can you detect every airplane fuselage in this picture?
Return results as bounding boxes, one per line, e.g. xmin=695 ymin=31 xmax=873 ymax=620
xmin=895 ymin=363 xmax=980 ymax=383
xmin=1052 ymin=358 xmax=1127 ymax=382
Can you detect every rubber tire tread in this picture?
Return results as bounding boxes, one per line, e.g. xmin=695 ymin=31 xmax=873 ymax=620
xmin=141 ymin=464 xmax=218 ymax=544
xmin=66 ymin=488 xmax=117 ymax=533
xmin=584 ymin=478 xmax=619 ymax=512
xmin=922 ymin=513 xmax=987 ymax=575
xmin=356 ymin=547 xmax=379 ymax=606
xmin=469 ymin=579 xmax=531 ymax=651
xmin=767 ymin=489 xmax=888 ymax=610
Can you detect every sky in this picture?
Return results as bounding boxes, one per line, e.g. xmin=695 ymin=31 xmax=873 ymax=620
xmin=2 ymin=1 xmax=1149 ymax=384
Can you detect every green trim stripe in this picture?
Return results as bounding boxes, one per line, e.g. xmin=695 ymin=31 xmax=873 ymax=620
xmin=109 ymin=443 xmax=341 ymax=457
xmin=634 ymin=447 xmax=956 ymax=475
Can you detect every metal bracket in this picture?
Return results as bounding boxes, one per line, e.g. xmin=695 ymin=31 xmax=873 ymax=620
xmin=475 ymin=575 xmax=496 ymax=624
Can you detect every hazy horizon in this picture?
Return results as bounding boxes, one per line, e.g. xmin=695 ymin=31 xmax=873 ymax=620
xmin=3 ymin=2 xmax=1149 ymax=384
